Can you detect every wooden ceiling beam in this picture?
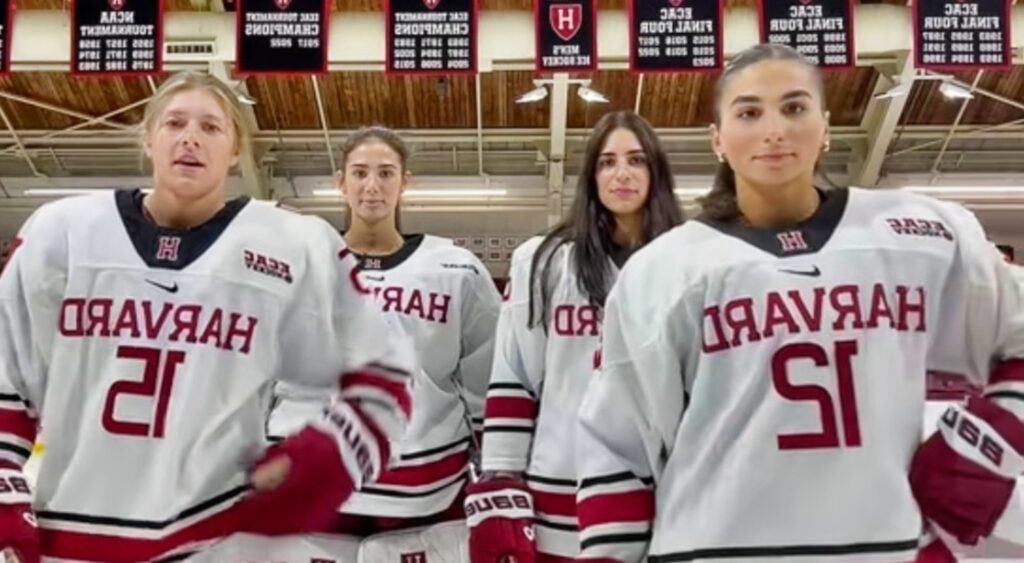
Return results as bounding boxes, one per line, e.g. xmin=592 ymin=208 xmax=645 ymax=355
xmin=209 ymin=62 xmax=270 ymax=199
xmin=853 ymin=54 xmax=914 ymax=187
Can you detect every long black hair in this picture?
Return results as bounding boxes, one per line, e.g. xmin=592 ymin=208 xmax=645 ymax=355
xmin=699 ymin=43 xmax=828 ymax=222
xmin=527 ymin=111 xmax=683 ymax=328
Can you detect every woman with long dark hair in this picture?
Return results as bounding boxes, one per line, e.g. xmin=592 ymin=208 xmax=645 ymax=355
xmin=468 ymin=111 xmax=683 ymax=562
xmin=574 ymin=43 xmax=1024 ymax=563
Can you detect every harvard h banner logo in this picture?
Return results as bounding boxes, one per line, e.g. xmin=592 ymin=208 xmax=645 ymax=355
xmin=777 ymin=231 xmax=808 ymax=253
xmin=550 ymin=4 xmax=583 ymax=41
xmin=108 ymin=0 xmax=126 ymax=10
xmin=274 ymin=0 xmax=292 ymax=10
xmin=156 ymin=236 xmax=181 ymax=262
xmin=423 ymin=0 xmax=441 ymax=9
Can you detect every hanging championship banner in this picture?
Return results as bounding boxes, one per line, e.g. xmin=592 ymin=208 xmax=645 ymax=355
xmin=73 ymin=0 xmax=163 ymax=75
xmin=535 ymin=0 xmax=597 ymax=74
xmin=758 ymin=0 xmax=854 ymax=69
xmin=628 ymin=0 xmax=723 ymax=73
xmin=913 ymin=0 xmax=1010 ymax=70
xmin=236 ymin=0 xmax=328 ymax=75
xmin=386 ymin=0 xmax=477 ymax=75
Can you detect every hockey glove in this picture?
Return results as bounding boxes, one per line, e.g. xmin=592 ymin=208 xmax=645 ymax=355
xmin=0 ymin=466 xmax=39 ymax=563
xmin=913 ymin=538 xmax=956 ymax=563
xmin=910 ymin=395 xmax=1024 ymax=545
xmin=237 ymin=368 xmax=411 ymax=535
xmin=464 ymin=477 xmax=536 ymax=563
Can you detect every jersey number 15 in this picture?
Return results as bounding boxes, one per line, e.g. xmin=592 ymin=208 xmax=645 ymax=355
xmin=102 ymin=346 xmax=185 ymax=438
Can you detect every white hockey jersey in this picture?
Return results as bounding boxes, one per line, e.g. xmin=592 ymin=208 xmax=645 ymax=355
xmin=270 ymin=234 xmax=500 ymax=518
xmin=576 ymin=188 xmax=1024 ymax=563
xmin=481 ymin=237 xmax=615 ymax=558
xmin=0 ymin=190 xmax=414 ymax=562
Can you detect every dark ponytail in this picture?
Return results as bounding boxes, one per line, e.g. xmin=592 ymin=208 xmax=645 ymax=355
xmin=698 ymin=159 xmax=741 ymax=222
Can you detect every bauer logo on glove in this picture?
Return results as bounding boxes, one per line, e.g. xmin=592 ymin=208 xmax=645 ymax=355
xmin=465 ymin=478 xmax=536 ymax=563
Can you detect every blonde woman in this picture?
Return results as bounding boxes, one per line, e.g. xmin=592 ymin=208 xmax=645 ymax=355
xmin=0 ymin=72 xmax=414 ymax=562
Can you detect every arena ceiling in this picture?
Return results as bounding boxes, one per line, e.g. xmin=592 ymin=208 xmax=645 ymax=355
xmin=0 ymin=0 xmax=1022 ymax=260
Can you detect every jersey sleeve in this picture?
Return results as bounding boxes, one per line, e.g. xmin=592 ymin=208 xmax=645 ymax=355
xmin=452 ymin=253 xmax=501 ymax=436
xmin=928 ymin=203 xmax=1024 ymax=416
xmin=573 ymin=250 xmax=687 ymax=561
xmin=479 ymin=241 xmax=547 ymax=473
xmin=927 ymin=202 xmax=1024 ymax=543
xmin=575 ymin=248 xmax=692 ymax=562
xmin=0 ymin=206 xmax=67 ymax=469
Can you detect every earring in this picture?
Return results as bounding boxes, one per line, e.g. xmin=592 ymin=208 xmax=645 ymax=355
xmin=823 ymin=140 xmax=830 ymax=152
xmin=716 ymin=153 xmax=725 ymax=163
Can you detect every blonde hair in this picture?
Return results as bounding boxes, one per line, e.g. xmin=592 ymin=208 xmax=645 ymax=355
xmin=140 ymin=71 xmax=255 ymax=167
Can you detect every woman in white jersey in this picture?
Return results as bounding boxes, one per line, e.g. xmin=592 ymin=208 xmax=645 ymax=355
xmin=269 ymin=126 xmax=501 ymax=534
xmin=574 ymin=44 xmax=1024 ymax=563
xmin=0 ymin=74 xmax=413 ymax=562
xmin=469 ymin=111 xmax=683 ymax=562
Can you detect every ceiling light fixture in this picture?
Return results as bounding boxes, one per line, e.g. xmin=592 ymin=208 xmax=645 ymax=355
xmin=515 ymin=85 xmax=549 ymax=104
xmin=577 ymin=83 xmax=610 ymax=104
xmin=939 ymin=82 xmax=974 ymax=100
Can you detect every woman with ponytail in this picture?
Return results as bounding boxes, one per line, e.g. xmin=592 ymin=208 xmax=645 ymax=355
xmin=575 ymin=43 xmax=1024 ymax=562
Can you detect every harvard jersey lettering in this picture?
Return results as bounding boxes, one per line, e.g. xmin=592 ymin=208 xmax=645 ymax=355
xmin=0 ymin=190 xmax=414 ymax=561
xmin=577 ymin=188 xmax=1024 ymax=562
xmin=58 ymin=298 xmax=258 ymax=353
xmin=481 ymin=237 xmax=617 ymax=558
xmin=270 ymin=234 xmax=500 ymax=518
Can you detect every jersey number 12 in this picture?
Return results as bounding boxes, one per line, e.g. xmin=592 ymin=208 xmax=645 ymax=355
xmin=772 ymin=340 xmax=862 ymax=450
xmin=102 ymin=346 xmax=185 ymax=438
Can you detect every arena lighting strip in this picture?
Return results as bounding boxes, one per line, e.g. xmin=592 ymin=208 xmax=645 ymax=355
xmin=22 ymin=186 xmax=1024 ymax=199
xmin=23 ymin=188 xmax=152 ymax=196
xmin=310 ymin=188 xmax=508 ymax=199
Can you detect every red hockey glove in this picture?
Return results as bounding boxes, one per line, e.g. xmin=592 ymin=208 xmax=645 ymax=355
xmin=913 ymin=538 xmax=956 ymax=563
xmin=237 ymin=400 xmax=399 ymax=535
xmin=0 ymin=467 xmax=39 ymax=563
xmin=464 ymin=477 xmax=536 ymax=563
xmin=235 ymin=425 xmax=354 ymax=535
xmin=910 ymin=395 xmax=1024 ymax=545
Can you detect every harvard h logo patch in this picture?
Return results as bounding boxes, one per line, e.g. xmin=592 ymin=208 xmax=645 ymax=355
xmin=777 ymin=230 xmax=808 ymax=253
xmin=156 ymin=236 xmax=181 ymax=262
xmin=550 ymin=4 xmax=583 ymax=41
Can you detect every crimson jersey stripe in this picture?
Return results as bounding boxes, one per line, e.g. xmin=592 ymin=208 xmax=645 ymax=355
xmin=578 ymin=490 xmax=654 ymax=529
xmin=485 ymin=396 xmax=538 ymax=420
xmin=41 ymin=503 xmax=241 ymax=561
xmin=0 ymin=408 xmax=36 ymax=443
xmin=991 ymin=359 xmax=1024 ymax=384
xmin=532 ymin=489 xmax=577 ymax=518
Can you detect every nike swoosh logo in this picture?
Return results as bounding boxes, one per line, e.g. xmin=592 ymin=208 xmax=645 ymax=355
xmin=363 ymin=275 xmax=385 ymax=282
xmin=778 ymin=266 xmax=821 ymax=277
xmin=146 ymin=279 xmax=179 ymax=293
